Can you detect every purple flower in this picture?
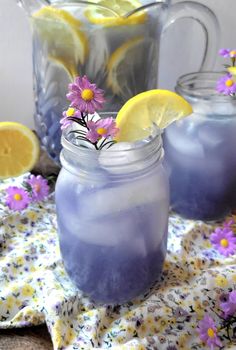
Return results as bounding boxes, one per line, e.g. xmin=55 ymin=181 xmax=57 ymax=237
xmin=219 ymin=49 xmax=236 ymax=58
xmin=210 ymin=226 xmax=236 ymax=257
xmin=5 ymin=186 xmax=30 ymax=211
xmin=216 ymin=74 xmax=236 ymax=95
xmin=219 ymin=49 xmax=231 ymax=57
xmin=220 ymin=290 xmax=236 ymax=317
xmin=197 ymin=315 xmax=222 ymax=349
xmin=27 ymin=175 xmax=49 ymax=202
xmin=60 ymin=107 xmax=82 ymax=130
xmin=66 ymin=76 xmax=105 ymax=114
xmin=86 ymin=117 xmax=119 ymax=143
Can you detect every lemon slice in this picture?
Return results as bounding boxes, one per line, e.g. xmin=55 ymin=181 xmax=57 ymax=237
xmin=85 ymin=0 xmax=146 ymax=26
xmin=115 ymin=90 xmax=193 ymax=142
xmin=32 ymin=6 xmax=88 ymax=66
xmin=48 ymin=56 xmax=77 ymax=82
xmin=107 ymin=36 xmax=151 ymax=96
xmin=0 ymin=122 xmax=40 ymax=179
xmin=228 ymin=66 xmax=236 ymax=78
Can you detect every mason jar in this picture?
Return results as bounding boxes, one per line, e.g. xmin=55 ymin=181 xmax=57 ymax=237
xmin=55 ymin=125 xmax=169 ymax=304
xmin=163 ymin=72 xmax=236 ymax=221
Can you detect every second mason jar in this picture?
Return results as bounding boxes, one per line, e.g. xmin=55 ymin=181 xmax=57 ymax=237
xmin=55 ymin=126 xmax=169 ymax=304
xmin=164 ymin=72 xmax=236 ymax=221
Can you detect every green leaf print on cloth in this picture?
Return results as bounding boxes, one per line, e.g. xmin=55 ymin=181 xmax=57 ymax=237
xmin=1 ymin=175 xmax=236 ymax=350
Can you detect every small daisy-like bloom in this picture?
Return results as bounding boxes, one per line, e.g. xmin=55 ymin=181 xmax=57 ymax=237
xmin=6 ymin=186 xmax=30 ymax=211
xmin=27 ymin=175 xmax=49 ymax=202
xmin=86 ymin=117 xmax=119 ymax=143
xmin=60 ymin=107 xmax=81 ymax=130
xmin=216 ymin=74 xmax=236 ymax=95
xmin=66 ymin=76 xmax=105 ymax=114
xmin=197 ymin=315 xmax=222 ymax=349
xmin=220 ymin=290 xmax=236 ymax=317
xmin=210 ymin=226 xmax=236 ymax=257
xmin=219 ymin=49 xmax=231 ymax=57
xmin=219 ymin=49 xmax=236 ymax=58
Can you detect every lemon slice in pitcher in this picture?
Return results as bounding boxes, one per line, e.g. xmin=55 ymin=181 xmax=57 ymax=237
xmin=115 ymin=90 xmax=193 ymax=142
xmin=0 ymin=122 xmax=40 ymax=179
xmin=107 ymin=36 xmax=147 ymax=95
xmin=32 ymin=6 xmax=88 ymax=65
xmin=85 ymin=0 xmax=146 ymax=26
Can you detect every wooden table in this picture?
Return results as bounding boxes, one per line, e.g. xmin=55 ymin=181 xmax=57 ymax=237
xmin=0 ymin=325 xmax=53 ymax=350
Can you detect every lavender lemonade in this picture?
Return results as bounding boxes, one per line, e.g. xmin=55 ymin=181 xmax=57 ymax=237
xmin=164 ymin=72 xmax=236 ymax=221
xmin=56 ymin=135 xmax=169 ymax=303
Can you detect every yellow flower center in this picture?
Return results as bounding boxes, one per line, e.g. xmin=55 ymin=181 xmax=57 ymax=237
xmin=13 ymin=193 xmax=22 ymax=201
xmin=66 ymin=107 xmax=75 ymax=117
xmin=34 ymin=184 xmax=41 ymax=193
xmin=97 ymin=127 xmax=107 ymax=136
xmin=230 ymin=50 xmax=236 ymax=56
xmin=81 ymin=89 xmax=94 ymax=101
xmin=225 ymin=79 xmax=234 ymax=87
xmin=220 ymin=238 xmax=229 ymax=248
xmin=207 ymin=328 xmax=215 ymax=338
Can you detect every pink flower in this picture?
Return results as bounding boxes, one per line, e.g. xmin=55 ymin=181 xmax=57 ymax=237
xmin=210 ymin=226 xmax=236 ymax=257
xmin=86 ymin=117 xmax=119 ymax=143
xmin=5 ymin=186 xmax=30 ymax=211
xmin=220 ymin=290 xmax=236 ymax=317
xmin=219 ymin=49 xmax=231 ymax=57
xmin=66 ymin=76 xmax=105 ymax=114
xmin=27 ymin=175 xmax=49 ymax=202
xmin=216 ymin=74 xmax=236 ymax=95
xmin=219 ymin=48 xmax=236 ymax=58
xmin=60 ymin=107 xmax=82 ymax=130
xmin=197 ymin=315 xmax=222 ymax=349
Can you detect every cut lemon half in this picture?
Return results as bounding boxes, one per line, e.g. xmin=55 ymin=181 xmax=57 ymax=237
xmin=0 ymin=122 xmax=40 ymax=179
xmin=107 ymin=36 xmax=150 ymax=96
xmin=115 ymin=90 xmax=193 ymax=142
xmin=32 ymin=6 xmax=88 ymax=66
xmin=85 ymin=0 xmax=146 ymax=27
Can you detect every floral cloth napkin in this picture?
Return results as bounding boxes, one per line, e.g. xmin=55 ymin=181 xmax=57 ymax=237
xmin=0 ymin=175 xmax=236 ymax=350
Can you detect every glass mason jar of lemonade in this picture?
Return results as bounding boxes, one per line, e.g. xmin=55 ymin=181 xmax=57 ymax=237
xmin=55 ymin=123 xmax=169 ymax=304
xmin=164 ymin=72 xmax=236 ymax=221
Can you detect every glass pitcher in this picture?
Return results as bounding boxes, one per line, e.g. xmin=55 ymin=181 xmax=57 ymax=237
xmin=17 ymin=0 xmax=220 ymax=163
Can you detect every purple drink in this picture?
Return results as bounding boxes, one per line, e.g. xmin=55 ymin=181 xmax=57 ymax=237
xmin=163 ymin=72 xmax=236 ymax=221
xmin=55 ymin=128 xmax=169 ymax=304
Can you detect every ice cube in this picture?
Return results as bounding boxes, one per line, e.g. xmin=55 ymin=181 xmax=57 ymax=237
xmin=165 ymin=121 xmax=205 ymax=159
xmin=99 ymin=142 xmax=147 ymax=174
xmin=78 ymin=169 xmax=166 ymax=219
xmin=197 ymin=122 xmax=224 ymax=149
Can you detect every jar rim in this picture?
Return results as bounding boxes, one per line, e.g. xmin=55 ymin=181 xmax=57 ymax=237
xmin=176 ymin=71 xmax=236 ymax=102
xmin=61 ymin=119 xmax=162 ymax=157
xmin=60 ymin=118 xmax=163 ymax=178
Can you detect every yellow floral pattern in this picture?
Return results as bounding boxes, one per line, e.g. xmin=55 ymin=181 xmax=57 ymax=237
xmin=0 ymin=175 xmax=236 ymax=350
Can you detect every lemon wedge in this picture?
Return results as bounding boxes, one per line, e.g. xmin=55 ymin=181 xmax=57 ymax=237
xmin=32 ymin=6 xmax=88 ymax=66
xmin=228 ymin=66 xmax=236 ymax=77
xmin=115 ymin=90 xmax=193 ymax=142
xmin=0 ymin=122 xmax=40 ymax=179
xmin=85 ymin=0 xmax=146 ymax=27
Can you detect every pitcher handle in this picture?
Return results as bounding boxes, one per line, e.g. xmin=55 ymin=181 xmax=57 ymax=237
xmin=163 ymin=1 xmax=220 ymax=70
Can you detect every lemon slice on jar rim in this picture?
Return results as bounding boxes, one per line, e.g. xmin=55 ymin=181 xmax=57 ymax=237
xmin=32 ymin=6 xmax=88 ymax=66
xmin=84 ymin=0 xmax=147 ymax=27
xmin=115 ymin=90 xmax=193 ymax=142
xmin=0 ymin=122 xmax=40 ymax=179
